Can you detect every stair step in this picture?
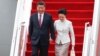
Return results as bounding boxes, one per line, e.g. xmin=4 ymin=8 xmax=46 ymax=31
xmin=53 ymin=18 xmax=92 ymax=26
xmin=73 ymin=26 xmax=85 ymax=34
xmin=33 ymin=0 xmax=94 ymax=2
xmin=25 ymin=51 xmax=82 ymax=56
xmin=31 ymin=10 xmax=93 ymax=18
xmin=32 ymin=2 xmax=94 ymax=10
xmin=28 ymin=34 xmax=84 ymax=43
xmin=26 ymin=42 xmax=83 ymax=51
xmin=54 ymin=18 xmax=92 ymax=21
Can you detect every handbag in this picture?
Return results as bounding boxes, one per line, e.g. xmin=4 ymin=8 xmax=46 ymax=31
xmin=70 ymin=49 xmax=75 ymax=56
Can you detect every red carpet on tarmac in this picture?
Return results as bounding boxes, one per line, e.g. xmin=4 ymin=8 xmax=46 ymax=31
xmin=25 ymin=0 xmax=94 ymax=56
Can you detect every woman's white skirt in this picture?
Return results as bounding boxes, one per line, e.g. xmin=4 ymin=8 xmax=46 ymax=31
xmin=55 ymin=42 xmax=70 ymax=56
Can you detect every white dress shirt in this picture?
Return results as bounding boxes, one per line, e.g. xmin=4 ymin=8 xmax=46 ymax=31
xmin=54 ymin=19 xmax=75 ymax=45
xmin=38 ymin=13 xmax=44 ymax=25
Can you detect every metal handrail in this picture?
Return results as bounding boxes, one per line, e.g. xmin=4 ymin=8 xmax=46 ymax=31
xmin=82 ymin=22 xmax=92 ymax=56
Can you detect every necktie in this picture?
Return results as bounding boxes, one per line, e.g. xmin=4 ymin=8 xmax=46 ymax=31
xmin=38 ymin=14 xmax=42 ymax=27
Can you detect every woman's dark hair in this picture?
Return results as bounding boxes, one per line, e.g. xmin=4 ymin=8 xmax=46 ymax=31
xmin=37 ymin=1 xmax=45 ymax=6
xmin=58 ymin=8 xmax=67 ymax=15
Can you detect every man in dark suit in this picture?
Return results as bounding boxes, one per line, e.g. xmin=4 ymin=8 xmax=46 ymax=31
xmin=29 ymin=1 xmax=55 ymax=56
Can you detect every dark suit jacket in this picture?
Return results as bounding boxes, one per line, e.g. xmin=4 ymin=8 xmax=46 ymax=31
xmin=29 ymin=12 xmax=55 ymax=46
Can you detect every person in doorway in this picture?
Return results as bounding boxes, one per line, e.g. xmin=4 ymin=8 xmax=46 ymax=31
xmin=29 ymin=1 xmax=55 ymax=56
xmin=54 ymin=8 xmax=75 ymax=56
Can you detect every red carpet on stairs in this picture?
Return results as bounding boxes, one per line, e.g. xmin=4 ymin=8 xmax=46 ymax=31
xmin=25 ymin=0 xmax=94 ymax=56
